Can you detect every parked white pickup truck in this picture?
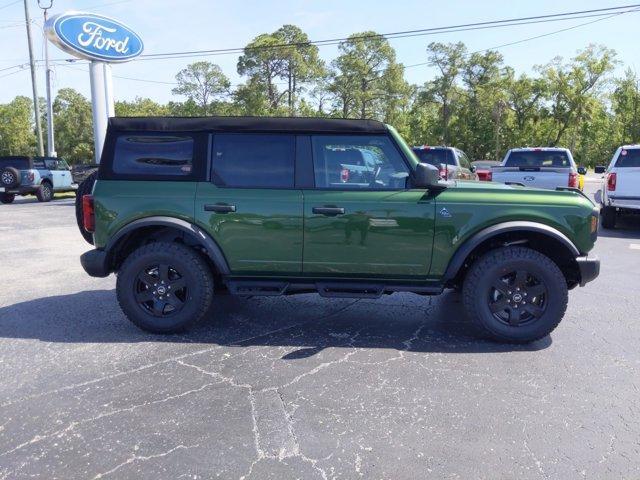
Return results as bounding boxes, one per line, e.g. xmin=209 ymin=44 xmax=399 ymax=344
xmin=492 ymin=147 xmax=585 ymax=190
xmin=596 ymin=145 xmax=640 ymax=229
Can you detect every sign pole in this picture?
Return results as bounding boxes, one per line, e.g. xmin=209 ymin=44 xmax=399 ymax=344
xmin=89 ymin=61 xmax=108 ymax=164
xmin=103 ymin=63 xmax=115 ymax=118
xmin=23 ymin=0 xmax=45 ymax=157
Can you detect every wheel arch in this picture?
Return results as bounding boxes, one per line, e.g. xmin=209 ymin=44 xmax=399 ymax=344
xmin=105 ymin=216 xmax=230 ymax=275
xmin=443 ymin=221 xmax=581 ymax=288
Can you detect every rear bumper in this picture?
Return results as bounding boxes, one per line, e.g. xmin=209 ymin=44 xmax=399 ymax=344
xmin=0 ymin=185 xmax=39 ymax=195
xmin=606 ymin=196 xmax=640 ymax=211
xmin=80 ymin=249 xmax=111 ymax=278
xmin=576 ymin=255 xmax=600 ymax=286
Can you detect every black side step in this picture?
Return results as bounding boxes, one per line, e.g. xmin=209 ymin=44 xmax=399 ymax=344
xmin=316 ymin=282 xmax=384 ymax=299
xmin=225 ymin=279 xmax=443 ymax=298
xmin=226 ymin=281 xmax=288 ymax=296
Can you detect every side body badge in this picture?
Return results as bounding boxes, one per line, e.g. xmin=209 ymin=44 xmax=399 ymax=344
xmin=439 ymin=207 xmax=452 ymax=218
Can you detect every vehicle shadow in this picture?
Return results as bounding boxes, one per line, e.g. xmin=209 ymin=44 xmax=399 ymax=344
xmin=0 ymin=289 xmax=551 ymax=355
xmin=598 ymin=214 xmax=640 ymax=239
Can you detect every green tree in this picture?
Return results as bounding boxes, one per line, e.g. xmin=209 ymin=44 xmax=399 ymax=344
xmin=0 ymin=96 xmax=36 ymax=155
xmin=425 ymin=42 xmax=467 ymax=144
xmin=115 ymin=97 xmax=169 ymax=116
xmin=329 ymin=32 xmax=410 ymax=120
xmin=172 ymin=61 xmax=230 ymax=115
xmin=612 ymin=69 xmax=640 ymax=144
xmin=53 ymin=88 xmax=94 ymax=164
xmin=237 ymin=25 xmax=325 ymax=114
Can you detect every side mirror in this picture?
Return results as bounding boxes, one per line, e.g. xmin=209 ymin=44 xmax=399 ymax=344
xmin=469 ymin=165 xmax=477 ymax=173
xmin=594 ymin=165 xmax=606 ymax=174
xmin=412 ymin=162 xmax=441 ymax=188
xmin=577 ymin=166 xmax=587 ymax=175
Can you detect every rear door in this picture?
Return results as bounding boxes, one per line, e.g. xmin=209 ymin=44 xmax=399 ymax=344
xmin=194 ymin=133 xmax=304 ymax=275
xmin=302 ymin=134 xmax=435 ymax=278
xmin=612 ymin=148 xmax=640 ymax=199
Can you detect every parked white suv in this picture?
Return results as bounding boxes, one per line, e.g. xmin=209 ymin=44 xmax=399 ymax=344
xmin=596 ymin=145 xmax=640 ymax=229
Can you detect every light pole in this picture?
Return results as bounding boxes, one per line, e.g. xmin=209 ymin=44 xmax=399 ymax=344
xmin=23 ymin=0 xmax=44 ymax=157
xmin=38 ymin=0 xmax=55 ymax=157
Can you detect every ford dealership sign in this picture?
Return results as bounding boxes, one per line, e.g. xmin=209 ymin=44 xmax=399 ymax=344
xmin=45 ymin=12 xmax=143 ymax=63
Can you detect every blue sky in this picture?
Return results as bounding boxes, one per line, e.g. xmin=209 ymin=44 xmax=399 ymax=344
xmin=1 ymin=0 xmax=639 ymax=104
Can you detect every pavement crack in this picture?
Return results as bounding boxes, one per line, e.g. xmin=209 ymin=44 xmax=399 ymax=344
xmin=92 ymin=444 xmax=198 ymax=479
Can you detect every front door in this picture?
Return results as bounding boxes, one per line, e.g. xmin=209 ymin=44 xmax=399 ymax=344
xmin=303 ymin=134 xmax=436 ymax=278
xmin=195 ymin=133 xmax=303 ymax=275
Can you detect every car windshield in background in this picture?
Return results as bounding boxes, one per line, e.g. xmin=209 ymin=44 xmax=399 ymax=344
xmin=413 ymin=149 xmax=453 ymax=166
xmin=0 ymin=158 xmax=30 ymax=170
xmin=616 ymin=149 xmax=640 ymax=167
xmin=505 ymin=151 xmax=570 ymax=168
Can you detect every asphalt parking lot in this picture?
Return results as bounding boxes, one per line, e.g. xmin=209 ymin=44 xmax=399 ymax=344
xmin=1 ymin=178 xmax=639 ymax=480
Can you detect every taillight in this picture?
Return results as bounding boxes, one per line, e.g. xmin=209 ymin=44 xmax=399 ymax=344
xmin=27 ymin=171 xmax=35 ymax=182
xmin=82 ymin=195 xmax=95 ymax=233
xmin=607 ymin=172 xmax=617 ymax=191
xmin=438 ymin=164 xmax=449 ymax=179
xmin=568 ymin=172 xmax=578 ymax=188
xmin=340 ymin=168 xmax=349 ymax=183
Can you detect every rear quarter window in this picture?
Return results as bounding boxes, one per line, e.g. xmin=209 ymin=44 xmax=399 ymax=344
xmin=112 ymin=134 xmax=195 ymax=177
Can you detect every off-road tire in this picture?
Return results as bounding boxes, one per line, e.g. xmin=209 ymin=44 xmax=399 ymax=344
xmin=601 ymin=206 xmax=616 ymax=229
xmin=75 ymin=171 xmax=97 ymax=244
xmin=0 ymin=193 xmax=15 ymax=204
xmin=462 ymin=246 xmax=568 ymax=344
xmin=36 ymin=181 xmax=53 ymax=202
xmin=116 ymin=242 xmax=214 ymax=334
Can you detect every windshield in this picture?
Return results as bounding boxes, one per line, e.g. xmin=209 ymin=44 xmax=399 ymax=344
xmin=413 ymin=149 xmax=454 ymax=166
xmin=505 ymin=151 xmax=571 ymax=168
xmin=615 ymin=149 xmax=640 ymax=167
xmin=0 ymin=158 xmax=30 ymax=169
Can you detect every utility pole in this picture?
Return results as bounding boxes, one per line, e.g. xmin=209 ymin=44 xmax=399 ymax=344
xmin=38 ymin=0 xmax=55 ymax=157
xmin=23 ymin=0 xmax=44 ymax=156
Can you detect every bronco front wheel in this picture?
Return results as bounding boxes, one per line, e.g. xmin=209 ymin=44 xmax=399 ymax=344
xmin=462 ymin=246 xmax=568 ymax=344
xmin=116 ymin=242 xmax=214 ymax=333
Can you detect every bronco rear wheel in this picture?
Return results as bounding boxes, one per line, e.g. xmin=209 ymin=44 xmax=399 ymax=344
xmin=36 ymin=181 xmax=53 ymax=202
xmin=116 ymin=242 xmax=214 ymax=333
xmin=462 ymin=246 xmax=568 ymax=344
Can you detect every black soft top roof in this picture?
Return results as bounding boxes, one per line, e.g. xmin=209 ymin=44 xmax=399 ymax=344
xmin=108 ymin=116 xmax=388 ymax=134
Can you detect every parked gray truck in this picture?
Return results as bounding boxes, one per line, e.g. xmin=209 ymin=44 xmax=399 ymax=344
xmin=0 ymin=156 xmax=77 ymax=203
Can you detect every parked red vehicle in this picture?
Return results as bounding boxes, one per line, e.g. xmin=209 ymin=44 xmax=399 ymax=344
xmin=471 ymin=160 xmax=500 ymax=181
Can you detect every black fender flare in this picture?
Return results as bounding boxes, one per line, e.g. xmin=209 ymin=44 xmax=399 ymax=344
xmin=442 ymin=221 xmax=580 ymax=282
xmin=105 ymin=216 xmax=230 ymax=274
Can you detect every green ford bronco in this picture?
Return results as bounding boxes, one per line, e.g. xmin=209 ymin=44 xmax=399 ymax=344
xmin=79 ymin=116 xmax=600 ymax=343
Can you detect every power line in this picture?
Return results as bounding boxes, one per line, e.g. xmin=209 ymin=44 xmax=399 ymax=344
xmin=0 ymin=0 xmax=20 ymax=11
xmin=403 ymin=7 xmax=640 ymax=71
xmin=134 ymin=4 xmax=640 ymax=61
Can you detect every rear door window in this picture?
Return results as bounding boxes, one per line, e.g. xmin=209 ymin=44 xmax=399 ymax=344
xmin=113 ymin=134 xmax=194 ymax=176
xmin=211 ymin=134 xmax=295 ymax=188
xmin=615 ymin=149 xmax=640 ymax=167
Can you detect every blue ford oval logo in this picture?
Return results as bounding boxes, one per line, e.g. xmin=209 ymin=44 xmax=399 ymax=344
xmin=45 ymin=12 xmax=143 ymax=63
xmin=523 ymin=176 xmax=535 ymax=182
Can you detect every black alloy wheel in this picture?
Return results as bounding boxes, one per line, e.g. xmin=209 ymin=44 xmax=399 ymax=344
xmin=134 ymin=263 xmax=188 ymax=317
xmin=488 ymin=269 xmax=547 ymax=326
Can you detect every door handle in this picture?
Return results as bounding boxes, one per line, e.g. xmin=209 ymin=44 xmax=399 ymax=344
xmin=204 ymin=203 xmax=236 ymax=213
xmin=312 ymin=206 xmax=345 ymax=216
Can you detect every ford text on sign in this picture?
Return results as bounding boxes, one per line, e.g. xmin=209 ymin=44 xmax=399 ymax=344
xmin=45 ymin=12 xmax=143 ymax=63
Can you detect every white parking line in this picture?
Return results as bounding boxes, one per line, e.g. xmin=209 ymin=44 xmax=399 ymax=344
xmin=629 ymin=244 xmax=640 ymax=250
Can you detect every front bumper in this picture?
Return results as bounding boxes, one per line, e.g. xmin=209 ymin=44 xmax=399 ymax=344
xmin=80 ymin=249 xmax=111 ymax=278
xmin=576 ymin=255 xmax=600 ymax=286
